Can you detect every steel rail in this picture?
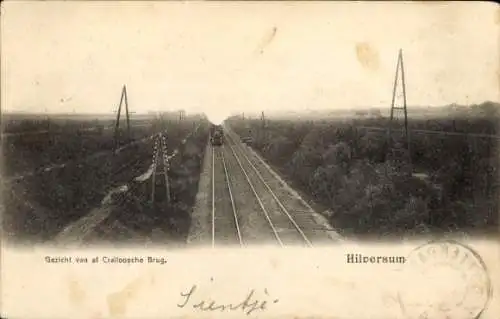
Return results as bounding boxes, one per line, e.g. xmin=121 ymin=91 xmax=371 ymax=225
xmin=227 ymin=132 xmax=314 ymax=247
xmin=220 ymin=147 xmax=244 ymax=246
xmin=226 ymin=139 xmax=284 ymax=247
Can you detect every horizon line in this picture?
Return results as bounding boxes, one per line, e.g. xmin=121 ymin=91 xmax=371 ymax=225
xmin=3 ymin=100 xmax=499 ymax=116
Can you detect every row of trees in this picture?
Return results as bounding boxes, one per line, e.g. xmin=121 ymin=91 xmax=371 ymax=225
xmin=228 ymin=103 xmax=498 ymax=238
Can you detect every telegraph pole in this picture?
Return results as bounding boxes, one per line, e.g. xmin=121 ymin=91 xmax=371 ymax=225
xmin=386 ymin=49 xmax=412 ymax=177
xmin=259 ymin=111 xmax=266 ymax=143
xmin=113 ymin=85 xmax=131 ymax=150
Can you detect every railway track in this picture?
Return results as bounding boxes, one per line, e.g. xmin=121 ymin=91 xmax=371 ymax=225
xmin=209 ymin=129 xmax=337 ymax=248
xmin=211 ymin=145 xmax=243 ymax=247
xmin=229 ymin=131 xmax=339 ymax=242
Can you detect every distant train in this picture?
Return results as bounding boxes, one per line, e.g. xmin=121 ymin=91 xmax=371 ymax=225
xmin=210 ymin=124 xmax=224 ymax=146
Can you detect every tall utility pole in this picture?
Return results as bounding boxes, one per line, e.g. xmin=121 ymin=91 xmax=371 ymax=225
xmin=113 ymin=85 xmax=131 ymax=150
xmin=259 ymin=111 xmax=266 ymax=143
xmin=386 ymin=49 xmax=412 ymax=177
xmin=151 ymin=133 xmax=171 ymax=204
xmin=179 ymin=110 xmax=186 ymax=121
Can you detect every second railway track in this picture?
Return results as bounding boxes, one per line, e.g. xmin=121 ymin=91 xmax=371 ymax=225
xmin=209 ymin=128 xmax=338 ymax=248
xmin=211 ymin=145 xmax=243 ymax=247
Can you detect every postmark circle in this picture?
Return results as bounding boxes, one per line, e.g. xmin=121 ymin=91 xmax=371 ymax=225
xmin=398 ymin=240 xmax=492 ymax=319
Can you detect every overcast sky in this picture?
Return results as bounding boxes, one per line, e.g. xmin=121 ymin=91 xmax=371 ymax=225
xmin=1 ymin=2 xmax=498 ymax=123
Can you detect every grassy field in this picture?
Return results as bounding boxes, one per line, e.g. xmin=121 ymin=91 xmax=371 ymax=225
xmin=227 ymin=102 xmax=499 ymax=240
xmin=1 ymin=113 xmax=211 ymax=244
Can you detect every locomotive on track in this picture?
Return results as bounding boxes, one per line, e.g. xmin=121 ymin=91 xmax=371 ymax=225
xmin=210 ymin=124 xmax=224 ymax=146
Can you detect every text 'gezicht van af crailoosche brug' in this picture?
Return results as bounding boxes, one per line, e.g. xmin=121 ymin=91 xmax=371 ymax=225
xmin=44 ymin=255 xmax=168 ymax=265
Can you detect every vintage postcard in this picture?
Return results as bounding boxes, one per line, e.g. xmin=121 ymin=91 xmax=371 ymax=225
xmin=1 ymin=1 xmax=499 ymax=318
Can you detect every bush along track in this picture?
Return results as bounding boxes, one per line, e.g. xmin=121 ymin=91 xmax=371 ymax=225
xmin=227 ymin=108 xmax=498 ymax=240
xmin=94 ymin=121 xmax=211 ymax=245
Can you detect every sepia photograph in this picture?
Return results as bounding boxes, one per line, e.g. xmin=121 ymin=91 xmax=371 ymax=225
xmin=1 ymin=2 xmax=498 ymax=249
xmin=1 ymin=1 xmax=499 ymax=318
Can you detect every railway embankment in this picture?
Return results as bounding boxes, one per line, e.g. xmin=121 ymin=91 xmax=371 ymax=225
xmin=186 ymin=139 xmax=213 ymax=246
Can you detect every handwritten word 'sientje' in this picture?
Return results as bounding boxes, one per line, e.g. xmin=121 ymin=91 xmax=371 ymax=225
xmin=177 ymin=284 xmax=279 ymax=315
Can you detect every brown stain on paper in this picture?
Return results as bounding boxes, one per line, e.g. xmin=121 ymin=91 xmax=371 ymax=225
xmin=355 ymin=42 xmax=380 ymax=71
xmin=68 ymin=278 xmax=87 ymax=306
xmin=106 ymin=271 xmax=157 ymax=317
xmin=107 ymin=277 xmax=143 ymax=317
xmin=270 ymin=257 xmax=279 ymax=269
